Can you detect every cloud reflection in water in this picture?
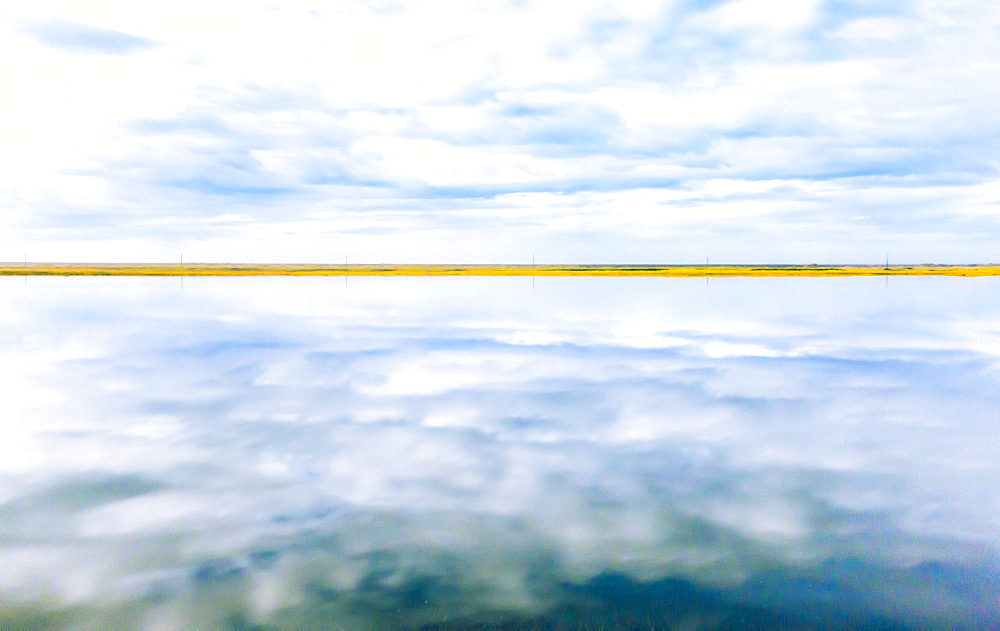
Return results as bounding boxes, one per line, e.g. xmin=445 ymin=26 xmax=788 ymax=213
xmin=0 ymin=276 xmax=998 ymax=629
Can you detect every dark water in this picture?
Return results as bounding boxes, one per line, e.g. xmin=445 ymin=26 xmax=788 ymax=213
xmin=1 ymin=276 xmax=998 ymax=629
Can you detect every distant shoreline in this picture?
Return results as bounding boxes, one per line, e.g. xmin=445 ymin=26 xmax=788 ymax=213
xmin=2 ymin=264 xmax=999 ymax=276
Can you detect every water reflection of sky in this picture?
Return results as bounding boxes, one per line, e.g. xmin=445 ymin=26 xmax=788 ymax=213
xmin=1 ymin=276 xmax=998 ymax=629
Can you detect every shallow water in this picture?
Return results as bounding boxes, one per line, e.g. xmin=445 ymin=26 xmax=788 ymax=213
xmin=1 ymin=275 xmax=998 ymax=630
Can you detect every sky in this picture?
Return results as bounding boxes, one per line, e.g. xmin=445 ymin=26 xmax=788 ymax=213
xmin=1 ymin=0 xmax=999 ymax=264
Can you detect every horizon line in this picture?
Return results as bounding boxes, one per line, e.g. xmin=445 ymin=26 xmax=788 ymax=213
xmin=2 ymin=263 xmax=999 ymax=277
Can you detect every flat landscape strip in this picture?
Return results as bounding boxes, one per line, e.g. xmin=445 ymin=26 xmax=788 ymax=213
xmin=2 ymin=265 xmax=1000 ymax=277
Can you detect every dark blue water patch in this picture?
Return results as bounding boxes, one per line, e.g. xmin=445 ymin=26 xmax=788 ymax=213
xmin=406 ymin=571 xmax=911 ymax=630
xmin=249 ymin=549 xmax=280 ymax=569
xmin=193 ymin=558 xmax=247 ymax=584
xmin=271 ymin=505 xmax=343 ymax=524
xmin=389 ymin=559 xmax=1000 ymax=630
xmin=730 ymin=558 xmax=1000 ymax=630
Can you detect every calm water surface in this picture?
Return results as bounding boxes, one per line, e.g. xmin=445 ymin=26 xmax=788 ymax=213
xmin=1 ymin=276 xmax=998 ymax=629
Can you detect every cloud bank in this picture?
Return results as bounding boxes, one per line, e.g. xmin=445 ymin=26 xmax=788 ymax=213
xmin=1 ymin=0 xmax=999 ymax=262
xmin=21 ymin=18 xmax=156 ymax=55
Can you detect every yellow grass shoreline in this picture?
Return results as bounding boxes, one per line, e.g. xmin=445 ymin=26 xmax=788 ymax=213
xmin=2 ymin=264 xmax=999 ymax=277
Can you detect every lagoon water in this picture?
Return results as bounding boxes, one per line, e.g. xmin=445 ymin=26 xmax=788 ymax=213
xmin=1 ymin=275 xmax=998 ymax=629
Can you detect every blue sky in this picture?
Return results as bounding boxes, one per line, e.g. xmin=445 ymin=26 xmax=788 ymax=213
xmin=2 ymin=0 xmax=999 ymax=263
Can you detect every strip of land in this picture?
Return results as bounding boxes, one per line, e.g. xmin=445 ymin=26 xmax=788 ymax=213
xmin=1 ymin=264 xmax=999 ymax=277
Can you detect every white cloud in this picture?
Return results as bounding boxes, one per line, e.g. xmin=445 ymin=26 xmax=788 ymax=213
xmin=701 ymin=0 xmax=823 ymax=33
xmin=1 ymin=0 xmax=999 ymax=262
